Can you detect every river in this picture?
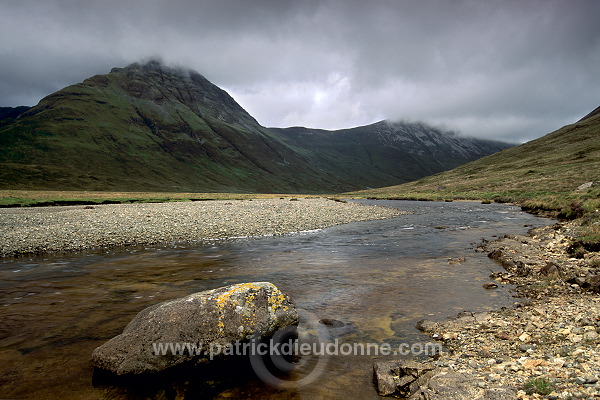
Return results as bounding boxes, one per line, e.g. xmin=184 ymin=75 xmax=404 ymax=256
xmin=0 ymin=200 xmax=553 ymax=399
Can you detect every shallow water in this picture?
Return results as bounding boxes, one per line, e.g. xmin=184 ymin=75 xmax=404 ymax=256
xmin=0 ymin=200 xmax=553 ymax=399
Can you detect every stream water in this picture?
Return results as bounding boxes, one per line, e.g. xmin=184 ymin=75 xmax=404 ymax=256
xmin=0 ymin=200 xmax=553 ymax=399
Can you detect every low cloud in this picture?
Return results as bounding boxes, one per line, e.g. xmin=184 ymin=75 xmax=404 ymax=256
xmin=1 ymin=0 xmax=599 ymax=142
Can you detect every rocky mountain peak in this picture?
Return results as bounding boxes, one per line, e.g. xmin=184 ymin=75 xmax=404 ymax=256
xmin=105 ymin=60 xmax=260 ymax=130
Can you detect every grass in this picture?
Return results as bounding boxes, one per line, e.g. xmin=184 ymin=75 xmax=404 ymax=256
xmin=523 ymin=377 xmax=554 ymax=395
xmin=0 ymin=190 xmax=319 ymax=208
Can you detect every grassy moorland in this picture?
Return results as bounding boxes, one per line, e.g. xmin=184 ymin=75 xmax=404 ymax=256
xmin=349 ymin=111 xmax=600 ymax=248
xmin=0 ymin=190 xmax=316 ymax=208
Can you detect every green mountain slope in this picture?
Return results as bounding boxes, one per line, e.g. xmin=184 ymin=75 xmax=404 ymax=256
xmin=0 ymin=61 xmax=341 ymax=193
xmin=351 ymin=109 xmax=600 ymax=201
xmin=0 ymin=61 xmax=511 ymax=193
xmin=272 ymin=122 xmax=509 ymax=189
xmin=0 ymin=106 xmax=31 ymax=129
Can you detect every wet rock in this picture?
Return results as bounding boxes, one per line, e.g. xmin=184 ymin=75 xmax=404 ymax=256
xmin=318 ymin=318 xmax=357 ymax=337
xmin=514 ymin=260 xmax=532 ymax=277
xmin=416 ymin=319 xmax=439 ymax=333
xmin=473 ymin=312 xmax=492 ymax=324
xmin=319 ymin=318 xmax=344 ymax=328
xmin=92 ymin=282 xmax=298 ymax=375
xmin=483 ymin=282 xmax=499 ymax=289
xmin=373 ymin=360 xmax=437 ymax=397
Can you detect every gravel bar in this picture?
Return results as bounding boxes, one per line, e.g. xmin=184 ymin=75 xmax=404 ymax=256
xmin=0 ymin=198 xmax=404 ymax=257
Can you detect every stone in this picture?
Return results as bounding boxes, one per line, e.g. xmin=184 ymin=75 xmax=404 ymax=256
xmin=319 ymin=318 xmax=357 ymax=337
xmin=583 ymin=331 xmax=599 ymax=341
xmin=514 ymin=261 xmax=532 ymax=277
xmin=569 ymin=334 xmax=583 ymax=343
xmin=373 ymin=360 xmax=437 ymax=397
xmin=540 ymin=262 xmax=560 ymax=279
xmin=442 ymin=332 xmax=458 ymax=341
xmin=474 ymin=312 xmax=492 ymax=323
xmin=412 ymin=370 xmax=516 ymax=399
xmin=522 ymin=359 xmax=544 ymax=370
xmin=518 ymin=332 xmax=531 ymax=342
xmin=483 ymin=282 xmax=499 ymax=289
xmin=92 ymin=282 xmax=298 ymax=375
xmin=519 ymin=344 xmax=536 ymax=352
xmin=575 ymin=376 xmax=587 ymax=385
xmin=576 ymin=181 xmax=599 ymax=191
xmin=587 ymin=275 xmax=600 ymax=293
xmin=416 ymin=319 xmax=439 ymax=332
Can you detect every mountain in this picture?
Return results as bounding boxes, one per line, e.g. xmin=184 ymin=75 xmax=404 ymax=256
xmin=272 ymin=122 xmax=509 ymax=189
xmin=0 ymin=106 xmax=31 ymax=128
xmin=578 ymin=105 xmax=600 ymax=122
xmin=352 ymin=106 xmax=600 ymax=200
xmin=0 ymin=61 xmax=512 ymax=193
xmin=0 ymin=61 xmax=335 ymax=193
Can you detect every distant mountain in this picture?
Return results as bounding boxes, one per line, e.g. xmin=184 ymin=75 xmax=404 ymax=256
xmin=354 ymin=106 xmax=600 ymax=199
xmin=0 ymin=106 xmax=31 ymax=128
xmin=0 ymin=61 xmax=512 ymax=193
xmin=272 ymin=121 xmax=509 ymax=189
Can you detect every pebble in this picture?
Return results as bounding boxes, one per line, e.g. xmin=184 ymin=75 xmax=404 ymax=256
xmin=0 ymin=198 xmax=405 ymax=257
xmin=423 ymin=221 xmax=600 ymax=399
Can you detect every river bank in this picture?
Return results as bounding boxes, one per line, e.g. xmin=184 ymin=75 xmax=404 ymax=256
xmin=0 ymin=197 xmax=405 ymax=257
xmin=417 ymin=220 xmax=600 ymax=399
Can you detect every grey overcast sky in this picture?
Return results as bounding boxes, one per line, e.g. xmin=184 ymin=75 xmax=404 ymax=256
xmin=1 ymin=0 xmax=599 ymax=142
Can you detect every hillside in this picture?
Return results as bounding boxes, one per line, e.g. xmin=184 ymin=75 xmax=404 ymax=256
xmin=351 ymin=109 xmax=600 ymax=201
xmin=272 ymin=121 xmax=509 ymax=189
xmin=0 ymin=61 xmax=510 ymax=193
xmin=0 ymin=61 xmax=336 ymax=193
xmin=0 ymin=106 xmax=31 ymax=129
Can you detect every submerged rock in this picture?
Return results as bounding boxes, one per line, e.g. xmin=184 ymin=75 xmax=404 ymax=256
xmin=92 ymin=282 xmax=298 ymax=375
xmin=318 ymin=318 xmax=358 ymax=337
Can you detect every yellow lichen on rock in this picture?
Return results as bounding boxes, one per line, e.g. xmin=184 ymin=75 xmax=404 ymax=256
xmin=267 ymin=291 xmax=290 ymax=313
xmin=213 ymin=282 xmax=271 ymax=335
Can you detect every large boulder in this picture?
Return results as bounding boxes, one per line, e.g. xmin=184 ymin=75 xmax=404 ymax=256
xmin=92 ymin=282 xmax=298 ymax=375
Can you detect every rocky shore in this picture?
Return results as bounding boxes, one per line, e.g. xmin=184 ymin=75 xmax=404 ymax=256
xmin=0 ymin=197 xmax=404 ymax=257
xmin=416 ymin=221 xmax=600 ymax=399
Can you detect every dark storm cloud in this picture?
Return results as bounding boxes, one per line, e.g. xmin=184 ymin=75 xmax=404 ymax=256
xmin=1 ymin=0 xmax=599 ymax=142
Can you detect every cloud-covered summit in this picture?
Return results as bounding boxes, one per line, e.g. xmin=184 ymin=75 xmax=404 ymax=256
xmin=1 ymin=0 xmax=599 ymax=142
